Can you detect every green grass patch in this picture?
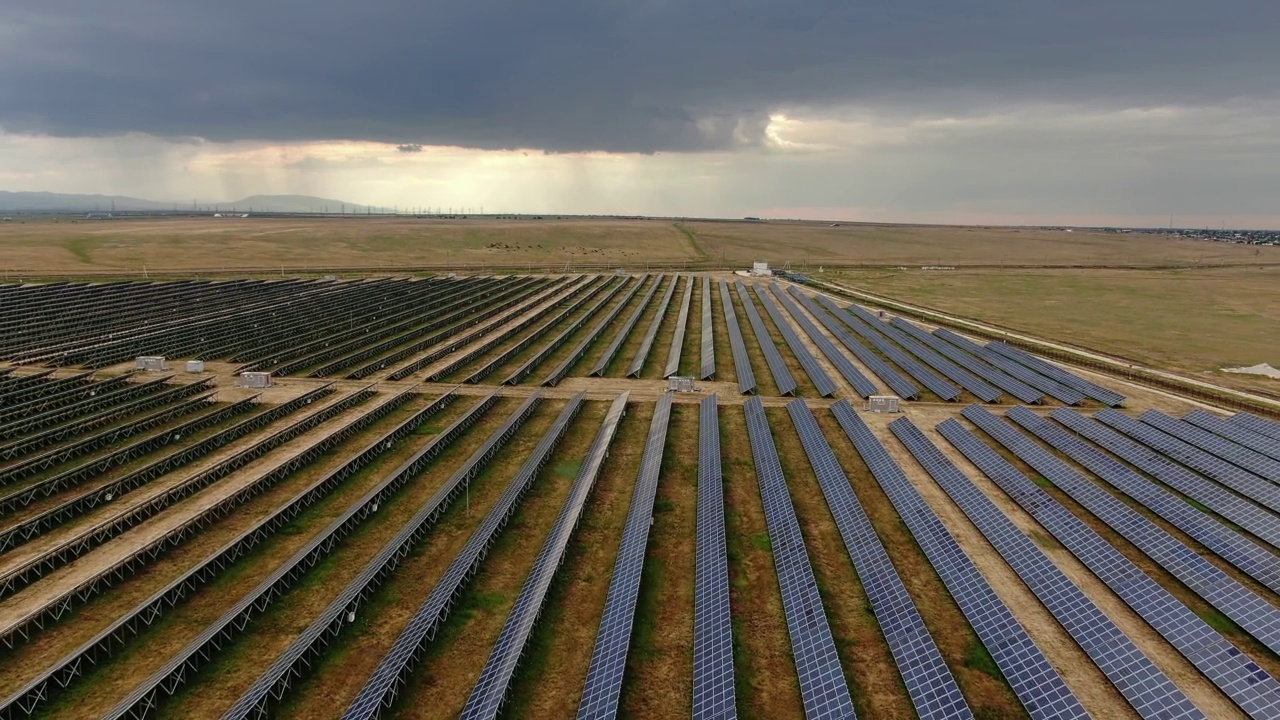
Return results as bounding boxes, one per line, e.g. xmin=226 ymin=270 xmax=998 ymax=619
xmin=415 ymin=423 xmax=444 ymax=435
xmin=750 ymin=532 xmax=772 ymax=553
xmin=1198 ymin=608 xmax=1242 ymax=636
xmin=963 ymin=638 xmax=1003 ymax=681
xmin=554 ymin=458 xmax=583 ymax=479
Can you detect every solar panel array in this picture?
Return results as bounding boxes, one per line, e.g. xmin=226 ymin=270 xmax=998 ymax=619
xmin=540 ymin=277 xmax=643 ymax=386
xmin=742 ymin=397 xmax=855 ymax=719
xmin=1094 ymin=408 xmax=1280 ymax=515
xmin=627 ymin=274 xmax=680 ymax=377
xmin=931 ymin=328 xmax=1085 ymax=405
xmin=787 ymin=400 xmax=970 ymax=719
xmin=751 ymin=285 xmax=836 ymax=397
xmin=842 ymin=305 xmax=1001 ymax=402
xmin=786 ymin=288 xmax=919 ymax=399
xmin=962 ymin=406 xmax=1280 ymax=659
xmin=984 ymin=342 xmax=1126 ymax=406
xmin=890 ymin=417 xmax=1199 ymax=720
xmin=718 ymin=280 xmax=756 ymax=395
xmin=459 ymin=393 xmax=631 ymax=720
xmin=343 ymin=393 xmax=595 ymax=720
xmin=770 ymin=285 xmax=877 ymax=398
xmin=888 ymin=317 xmax=1042 ymax=403
xmin=816 ymin=296 xmax=959 ymax=400
xmin=592 ymin=274 xmax=664 ymax=377
xmin=700 ymin=275 xmax=716 ymax=380
xmin=1140 ymin=410 xmax=1280 ymax=482
xmin=1008 ymin=407 xmax=1280 ymax=596
xmin=1232 ymin=413 xmax=1280 ymax=442
xmin=1052 ymin=408 xmax=1280 ymax=551
xmin=1185 ymin=410 xmax=1280 ymax=463
xmin=939 ymin=418 xmax=1280 ymax=720
xmin=692 ymin=394 xmax=736 ymax=720
xmin=830 ymin=401 xmax=1084 ymax=720
xmin=505 ymin=277 xmax=628 ymax=385
xmin=578 ymin=393 xmax=673 ymax=719
xmin=664 ymin=274 xmax=694 ymax=378
xmin=734 ymin=281 xmax=798 ymax=396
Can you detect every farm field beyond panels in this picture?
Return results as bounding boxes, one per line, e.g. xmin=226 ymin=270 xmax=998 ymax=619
xmin=2 ymin=271 xmax=1280 ymax=720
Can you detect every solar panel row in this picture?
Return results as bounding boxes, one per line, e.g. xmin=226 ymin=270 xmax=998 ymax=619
xmin=1052 ymin=408 xmax=1280 ymax=552
xmin=939 ymin=418 xmax=1280 ymax=720
xmin=458 ymin=393 xmax=630 ymax=720
xmin=700 ymin=275 xmax=716 ymax=380
xmin=931 ymin=328 xmax=1085 ymax=405
xmin=842 ymin=305 xmax=1001 ymax=402
xmin=769 ymin=285 xmax=877 ymax=398
xmin=1231 ymin=413 xmax=1280 ymax=442
xmin=830 ymin=401 xmax=1085 ymax=720
xmin=983 ymin=342 xmax=1126 ymax=406
xmin=343 ymin=393 xmax=594 ymax=720
xmin=664 ymin=275 xmax=695 ymax=379
xmin=1094 ymin=409 xmax=1280 ymax=516
xmin=962 ymin=406 xmax=1280 ymax=659
xmin=751 ymin=285 xmax=837 ymax=397
xmin=887 ymin=318 xmax=1044 ymax=403
xmin=1140 ymin=410 xmax=1280 ymax=483
xmin=1008 ymin=407 xmax=1280 ymax=596
xmin=788 ymin=401 xmax=970 ymax=719
xmin=627 ymin=274 xmax=680 ymax=377
xmin=787 ymin=288 xmax=919 ymax=399
xmin=692 ymin=394 xmax=736 ymax=720
xmin=734 ymin=281 xmax=798 ymax=396
xmin=592 ymin=274 xmax=664 ymax=376
xmin=742 ymin=397 xmax=855 ymax=720
xmin=541 ymin=276 xmax=646 ymax=386
xmin=578 ymin=393 xmax=673 ymax=720
xmin=718 ymin=280 xmax=756 ymax=395
xmin=817 ymin=299 xmax=960 ymax=400
xmin=1185 ymin=410 xmax=1280 ymax=463
xmin=504 ymin=277 xmax=629 ymax=385
xmin=891 ymin=417 xmax=1200 ymax=720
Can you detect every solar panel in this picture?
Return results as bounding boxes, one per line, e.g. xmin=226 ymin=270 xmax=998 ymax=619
xmin=458 ymin=393 xmax=631 ymax=720
xmin=1094 ymin=408 xmax=1280 ymax=516
xmin=540 ymin=277 xmax=642 ymax=386
xmin=592 ymin=274 xmax=664 ymax=376
xmin=627 ymin=274 xmax=680 ymax=377
xmin=664 ymin=275 xmax=695 ymax=379
xmin=343 ymin=392 xmax=601 ymax=720
xmin=1007 ymin=407 xmax=1280 ymax=596
xmin=700 ymin=275 xmax=716 ymax=380
xmin=578 ymin=394 xmax=673 ymax=719
xmin=769 ymin=285 xmax=877 ymax=398
xmin=841 ymin=305 xmax=1001 ymax=402
xmin=830 ymin=401 xmax=1084 ymax=720
xmin=1139 ymin=410 xmax=1280 ymax=482
xmin=983 ymin=342 xmax=1125 ymax=406
xmin=962 ymin=406 xmax=1280 ymax=660
xmin=742 ymin=397 xmax=855 ymax=720
xmin=751 ymin=285 xmax=837 ymax=397
xmin=888 ymin=316 xmax=1041 ymax=403
xmin=1230 ymin=413 xmax=1280 ymax=442
xmin=891 ymin=417 xmax=1200 ymax=720
xmin=718 ymin=280 xmax=756 ymax=395
xmin=734 ymin=281 xmax=797 ymax=396
xmin=931 ymin=328 xmax=1085 ymax=405
xmin=692 ymin=395 xmax=736 ymax=720
xmin=1052 ymin=408 xmax=1280 ymax=552
xmin=787 ymin=400 xmax=970 ymax=719
xmin=815 ymin=296 xmax=959 ymax=400
xmin=785 ymin=287 xmax=919 ymax=400
xmin=939 ymin=417 xmax=1280 ymax=720
xmin=1185 ymin=410 xmax=1280 ymax=463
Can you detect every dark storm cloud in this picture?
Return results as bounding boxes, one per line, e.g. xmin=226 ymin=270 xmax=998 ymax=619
xmin=1 ymin=1 xmax=1277 ymax=152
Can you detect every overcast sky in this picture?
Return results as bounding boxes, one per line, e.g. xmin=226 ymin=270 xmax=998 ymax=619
xmin=2 ymin=1 xmax=1278 ymax=226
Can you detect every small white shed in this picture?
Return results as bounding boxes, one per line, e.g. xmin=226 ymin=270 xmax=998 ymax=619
xmin=667 ymin=376 xmax=696 ymax=393
xmin=185 ymin=360 xmax=205 ymax=373
xmin=135 ymin=356 xmax=168 ymax=371
xmin=866 ymin=395 xmax=900 ymax=413
xmin=238 ymin=371 xmax=273 ymax=388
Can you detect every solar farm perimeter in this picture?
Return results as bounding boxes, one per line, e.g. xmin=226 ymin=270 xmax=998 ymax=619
xmin=2 ymin=271 xmax=1280 ymax=720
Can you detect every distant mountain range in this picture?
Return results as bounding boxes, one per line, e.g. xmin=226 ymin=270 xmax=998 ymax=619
xmin=0 ymin=191 xmax=375 ymax=214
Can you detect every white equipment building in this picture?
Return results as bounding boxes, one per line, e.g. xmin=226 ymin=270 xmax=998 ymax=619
xmin=238 ymin=371 xmax=274 ymax=388
xmin=866 ymin=395 xmax=901 ymax=413
xmin=135 ymin=356 xmax=168 ymax=371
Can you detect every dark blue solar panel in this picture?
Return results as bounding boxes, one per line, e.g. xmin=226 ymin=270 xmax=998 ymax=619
xmin=752 ymin=285 xmax=837 ymax=396
xmin=931 ymin=329 xmax=1085 ymax=405
xmin=829 ymin=400 xmax=1083 ymax=720
xmin=735 ymin=281 xmax=797 ymax=396
xmin=1185 ymin=410 xmax=1280 ymax=463
xmin=888 ymin=317 xmax=1042 ymax=403
xmin=817 ymin=298 xmax=959 ymax=400
xmin=592 ymin=274 xmax=664 ymax=376
xmin=700 ymin=275 xmax=716 ymax=380
xmin=628 ymin=274 xmax=679 ymax=378
xmin=692 ymin=394 xmax=736 ymax=720
xmin=788 ymin=400 xmax=970 ymax=719
xmin=940 ymin=417 xmax=1280 ymax=720
xmin=786 ymin=288 xmax=919 ymax=399
xmin=891 ymin=417 xmax=1200 ymax=720
xmin=1231 ymin=413 xmax=1280 ymax=442
xmin=742 ymin=397 xmax=855 ymax=719
xmin=770 ymin=285 xmax=877 ymax=398
xmin=983 ymin=342 xmax=1125 ymax=406
xmin=1140 ymin=410 xmax=1280 ymax=482
xmin=664 ymin=274 xmax=694 ymax=379
xmin=718 ymin=280 xmax=756 ymax=395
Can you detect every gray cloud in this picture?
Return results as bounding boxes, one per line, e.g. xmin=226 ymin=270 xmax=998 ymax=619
xmin=1 ymin=1 xmax=1278 ymax=152
xmin=396 ymin=144 xmax=424 ymax=153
